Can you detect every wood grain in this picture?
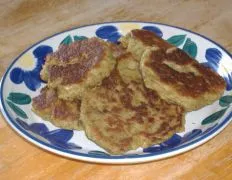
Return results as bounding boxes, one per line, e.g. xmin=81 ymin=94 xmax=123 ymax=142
xmin=0 ymin=0 xmax=232 ymax=179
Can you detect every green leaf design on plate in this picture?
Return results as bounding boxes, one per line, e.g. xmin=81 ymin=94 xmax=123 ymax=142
xmin=74 ymin=35 xmax=88 ymax=41
xmin=166 ymin=35 xmax=186 ymax=47
xmin=219 ymin=95 xmax=232 ymax=107
xmin=6 ymin=101 xmax=28 ymax=119
xmin=183 ymin=38 xmax=197 ymax=58
xmin=201 ymin=108 xmax=227 ymax=125
xmin=60 ymin=35 xmax=73 ymax=45
xmin=7 ymin=92 xmax=31 ymax=105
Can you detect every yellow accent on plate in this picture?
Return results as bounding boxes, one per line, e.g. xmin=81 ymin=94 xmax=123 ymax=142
xmin=119 ymin=23 xmax=141 ymax=35
xmin=18 ymin=53 xmax=35 ymax=70
xmin=218 ymin=57 xmax=232 ymax=76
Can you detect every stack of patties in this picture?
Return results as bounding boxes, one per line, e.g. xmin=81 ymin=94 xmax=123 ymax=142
xmin=32 ymin=37 xmax=116 ymax=130
xmin=32 ymin=29 xmax=226 ymax=154
xmin=32 ymin=87 xmax=82 ymax=130
xmin=40 ymin=37 xmax=116 ymax=100
xmin=80 ymin=46 xmax=185 ymax=154
xmin=120 ymin=29 xmax=226 ymax=111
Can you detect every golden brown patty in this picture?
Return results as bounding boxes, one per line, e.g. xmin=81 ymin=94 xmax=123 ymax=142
xmin=41 ymin=37 xmax=116 ymax=100
xmin=120 ymin=29 xmax=169 ymax=61
xmin=120 ymin=29 xmax=226 ymax=111
xmin=111 ymin=44 xmax=142 ymax=84
xmin=32 ymin=87 xmax=82 ymax=130
xmin=80 ymin=54 xmax=185 ymax=154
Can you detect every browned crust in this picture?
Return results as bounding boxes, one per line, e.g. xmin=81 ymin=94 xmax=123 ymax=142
xmin=129 ymin=29 xmax=225 ymax=98
xmin=99 ymin=68 xmax=184 ymax=132
xmin=146 ymin=48 xmax=226 ymax=98
xmin=46 ymin=38 xmax=106 ymax=85
xmin=32 ymin=87 xmax=81 ymax=122
xmin=50 ymin=37 xmax=105 ymax=62
xmin=32 ymin=87 xmax=57 ymax=110
xmin=82 ymin=67 xmax=185 ymax=154
xmin=131 ymin=29 xmax=171 ymax=49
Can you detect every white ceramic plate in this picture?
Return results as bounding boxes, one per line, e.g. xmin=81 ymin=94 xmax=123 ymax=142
xmin=1 ymin=22 xmax=232 ymax=164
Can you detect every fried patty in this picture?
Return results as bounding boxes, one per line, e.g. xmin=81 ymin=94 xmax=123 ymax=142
xmin=120 ymin=29 xmax=226 ymax=111
xmin=111 ymin=44 xmax=142 ymax=84
xmin=41 ymin=37 xmax=116 ymax=100
xmin=120 ymin=29 xmax=168 ymax=61
xmin=32 ymin=87 xmax=82 ymax=130
xmin=80 ymin=52 xmax=185 ymax=154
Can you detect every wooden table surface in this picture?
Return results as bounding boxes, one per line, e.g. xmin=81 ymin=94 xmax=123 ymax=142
xmin=1 ymin=0 xmax=232 ymax=179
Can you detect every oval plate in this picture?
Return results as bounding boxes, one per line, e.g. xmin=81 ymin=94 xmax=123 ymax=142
xmin=1 ymin=22 xmax=232 ymax=164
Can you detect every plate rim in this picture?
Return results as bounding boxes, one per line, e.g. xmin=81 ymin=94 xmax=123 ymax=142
xmin=1 ymin=21 xmax=232 ymax=164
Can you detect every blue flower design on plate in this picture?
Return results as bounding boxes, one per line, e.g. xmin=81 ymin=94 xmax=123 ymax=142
xmin=143 ymin=124 xmax=218 ymax=153
xmin=16 ymin=118 xmax=81 ymax=149
xmin=201 ymin=48 xmax=232 ymax=90
xmin=96 ymin=25 xmax=122 ymax=43
xmin=142 ymin=26 xmax=163 ymax=37
xmin=181 ymin=129 xmax=202 ymax=143
xmin=143 ymin=134 xmax=182 ymax=153
xmin=96 ymin=25 xmax=163 ymax=43
xmin=10 ymin=45 xmax=53 ymax=91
